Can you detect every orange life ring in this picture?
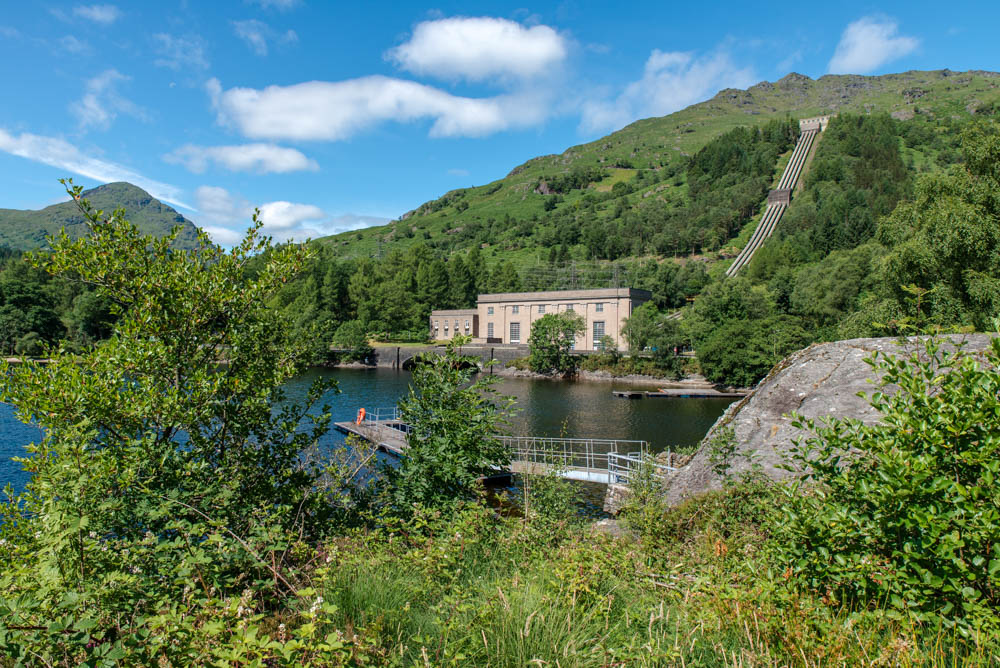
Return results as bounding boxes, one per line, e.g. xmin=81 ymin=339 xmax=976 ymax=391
xmin=356 ymin=407 xmax=366 ymax=425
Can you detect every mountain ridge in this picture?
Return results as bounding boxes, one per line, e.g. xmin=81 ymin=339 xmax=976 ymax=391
xmin=0 ymin=182 xmax=201 ymax=251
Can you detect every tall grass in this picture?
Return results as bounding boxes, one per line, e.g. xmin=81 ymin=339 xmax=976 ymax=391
xmin=304 ymin=492 xmax=1000 ymax=666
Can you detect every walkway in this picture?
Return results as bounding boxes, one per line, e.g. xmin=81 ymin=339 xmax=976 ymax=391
xmin=333 ymin=407 xmax=651 ymax=484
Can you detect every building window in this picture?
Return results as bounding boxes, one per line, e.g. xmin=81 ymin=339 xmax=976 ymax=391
xmin=465 ymin=320 xmax=470 ymax=330
xmin=433 ymin=321 xmax=438 ymax=329
xmin=454 ymin=321 xmax=459 ymax=332
xmin=487 ymin=306 xmax=494 ymax=315
xmin=596 ymin=303 xmax=603 ymax=312
xmin=510 ymin=322 xmax=520 ymax=343
xmin=566 ymin=304 xmax=574 ymax=312
xmin=538 ymin=304 xmax=546 ymax=314
xmin=512 ymin=305 xmax=519 ymax=314
xmin=487 ymin=322 xmax=494 ymax=338
xmin=593 ymin=321 xmax=605 ymax=348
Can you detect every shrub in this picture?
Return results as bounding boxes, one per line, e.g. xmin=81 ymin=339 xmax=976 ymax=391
xmin=527 ymin=312 xmax=585 ymax=375
xmin=13 ymin=331 xmax=42 ymax=357
xmin=776 ymin=334 xmax=1000 ymax=632
xmin=387 ymin=337 xmax=514 ymax=509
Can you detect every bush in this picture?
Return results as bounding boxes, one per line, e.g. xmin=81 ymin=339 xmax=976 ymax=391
xmin=333 ymin=319 xmax=373 ymax=361
xmin=776 ymin=335 xmax=1000 ymax=632
xmin=387 ymin=337 xmax=514 ymax=509
xmin=13 ymin=331 xmax=42 ymax=357
xmin=527 ymin=312 xmax=585 ymax=375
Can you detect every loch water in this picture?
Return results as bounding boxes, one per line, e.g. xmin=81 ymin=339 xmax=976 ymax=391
xmin=1 ymin=367 xmax=734 ymax=496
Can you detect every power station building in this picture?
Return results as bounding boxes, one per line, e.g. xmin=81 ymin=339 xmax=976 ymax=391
xmin=430 ymin=287 xmax=651 ymax=352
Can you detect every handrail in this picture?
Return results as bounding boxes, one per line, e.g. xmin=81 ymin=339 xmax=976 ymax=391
xmin=358 ymin=409 xmax=658 ymax=484
xmin=607 ymin=451 xmax=677 ymax=485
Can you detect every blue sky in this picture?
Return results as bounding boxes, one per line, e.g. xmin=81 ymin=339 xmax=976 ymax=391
xmin=0 ymin=1 xmax=995 ymax=245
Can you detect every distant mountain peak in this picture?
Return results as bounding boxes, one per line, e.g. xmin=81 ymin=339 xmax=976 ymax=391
xmin=0 ymin=181 xmax=201 ymax=251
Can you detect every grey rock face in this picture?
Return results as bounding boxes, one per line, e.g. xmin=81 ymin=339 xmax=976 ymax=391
xmin=662 ymin=334 xmax=996 ymax=506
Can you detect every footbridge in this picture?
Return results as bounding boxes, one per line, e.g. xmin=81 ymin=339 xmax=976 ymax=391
xmin=725 ymin=116 xmax=828 ymax=277
xmin=333 ymin=407 xmax=658 ymax=484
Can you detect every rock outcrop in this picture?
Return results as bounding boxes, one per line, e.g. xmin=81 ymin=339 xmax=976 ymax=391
xmin=661 ymin=334 xmax=996 ymax=506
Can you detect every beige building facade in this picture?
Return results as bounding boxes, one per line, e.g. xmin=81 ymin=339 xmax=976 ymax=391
xmin=474 ymin=288 xmax=651 ymax=351
xmin=429 ymin=308 xmax=479 ymax=341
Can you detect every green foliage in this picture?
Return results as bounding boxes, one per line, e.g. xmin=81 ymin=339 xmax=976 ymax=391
xmin=526 ymin=311 xmax=586 ymax=375
xmin=869 ymin=122 xmax=1000 ymax=331
xmin=0 ymin=181 xmax=351 ymax=663
xmin=332 ymin=319 xmax=372 ymax=362
xmin=776 ymin=335 xmax=1000 ymax=631
xmin=387 ymin=337 xmax=514 ymax=509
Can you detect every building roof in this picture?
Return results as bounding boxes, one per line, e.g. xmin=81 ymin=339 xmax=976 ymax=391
xmin=430 ymin=308 xmax=478 ymax=316
xmin=477 ymin=287 xmax=652 ymax=303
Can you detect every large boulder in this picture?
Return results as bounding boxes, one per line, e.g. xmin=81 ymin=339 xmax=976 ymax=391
xmin=662 ymin=334 xmax=996 ymax=506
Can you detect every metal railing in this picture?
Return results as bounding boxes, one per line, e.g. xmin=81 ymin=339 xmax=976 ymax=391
xmin=363 ymin=406 xmax=402 ymax=424
xmin=360 ymin=409 xmax=672 ymax=485
xmin=607 ymin=451 xmax=677 ymax=485
xmin=497 ymin=435 xmax=648 ymax=483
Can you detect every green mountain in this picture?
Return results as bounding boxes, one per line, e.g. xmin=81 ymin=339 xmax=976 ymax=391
xmin=0 ymin=182 xmax=201 ymax=251
xmin=316 ymin=69 xmax=1000 ymax=265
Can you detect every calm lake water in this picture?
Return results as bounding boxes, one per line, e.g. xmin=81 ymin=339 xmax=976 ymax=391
xmin=1 ymin=367 xmax=734 ymax=496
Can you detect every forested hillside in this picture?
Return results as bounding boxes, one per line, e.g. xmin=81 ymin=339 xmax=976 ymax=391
xmin=267 ymin=81 xmax=1000 ymax=386
xmin=317 ymin=69 xmax=1000 ymax=265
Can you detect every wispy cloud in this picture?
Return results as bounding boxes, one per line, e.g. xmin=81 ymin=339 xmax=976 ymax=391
xmin=72 ymin=69 xmax=148 ymax=131
xmin=246 ymin=0 xmax=299 ymax=10
xmin=580 ymin=47 xmax=755 ymax=134
xmin=152 ymin=33 xmax=209 ymax=70
xmin=386 ymin=16 xmax=567 ymax=83
xmin=59 ymin=35 xmax=91 ymax=54
xmin=0 ymin=128 xmax=189 ymax=209
xmin=164 ymin=143 xmax=318 ymax=174
xmin=828 ymin=16 xmax=918 ymax=74
xmin=73 ymin=4 xmax=122 ymax=25
xmin=207 ymin=75 xmax=552 ymax=141
xmin=232 ymin=19 xmax=297 ymax=56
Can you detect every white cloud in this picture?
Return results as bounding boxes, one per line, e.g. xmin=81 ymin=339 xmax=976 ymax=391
xmin=72 ymin=69 xmax=148 ymax=131
xmin=386 ymin=16 xmax=567 ymax=82
xmin=209 ymin=75 xmax=549 ymax=141
xmin=194 ymin=185 xmax=388 ymax=245
xmin=580 ymin=48 xmax=755 ymax=134
xmin=828 ymin=16 xmax=918 ymax=74
xmin=0 ymin=25 xmax=20 ymax=38
xmin=73 ymin=4 xmax=121 ymax=24
xmin=152 ymin=33 xmax=209 ymax=70
xmin=247 ymin=0 xmax=299 ymax=10
xmin=164 ymin=143 xmax=318 ymax=174
xmin=0 ymin=128 xmax=189 ymax=209
xmin=232 ymin=19 xmax=297 ymax=56
xmin=447 ymin=168 xmax=470 ymax=177
xmin=258 ymin=201 xmax=325 ymax=229
xmin=59 ymin=35 xmax=91 ymax=54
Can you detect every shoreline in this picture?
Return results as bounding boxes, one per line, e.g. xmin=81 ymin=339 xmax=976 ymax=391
xmin=326 ymin=359 xmax=749 ymax=393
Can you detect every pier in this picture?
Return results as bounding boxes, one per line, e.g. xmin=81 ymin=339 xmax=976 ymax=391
xmin=334 ymin=407 xmax=654 ymax=484
xmin=613 ymin=388 xmax=746 ymax=399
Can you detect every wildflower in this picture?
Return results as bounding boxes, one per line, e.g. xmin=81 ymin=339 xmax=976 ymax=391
xmin=309 ymin=595 xmax=324 ymax=615
xmin=278 ymin=623 xmax=287 ymax=643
